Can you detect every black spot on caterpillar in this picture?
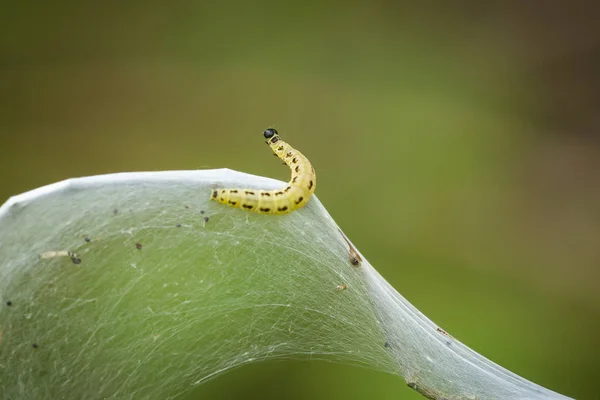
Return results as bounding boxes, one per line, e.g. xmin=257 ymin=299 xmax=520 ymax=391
xmin=210 ymin=128 xmax=316 ymax=214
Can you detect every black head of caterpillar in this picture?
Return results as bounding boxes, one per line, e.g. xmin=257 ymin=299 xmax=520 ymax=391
xmin=264 ymin=128 xmax=280 ymax=144
xmin=210 ymin=128 xmax=316 ymax=215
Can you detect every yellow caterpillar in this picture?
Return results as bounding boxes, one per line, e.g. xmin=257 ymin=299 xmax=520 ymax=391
xmin=210 ymin=128 xmax=316 ymax=215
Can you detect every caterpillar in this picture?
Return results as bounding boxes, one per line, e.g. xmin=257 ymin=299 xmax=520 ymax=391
xmin=40 ymin=250 xmax=81 ymax=264
xmin=210 ymin=128 xmax=316 ymax=215
xmin=339 ymin=228 xmax=362 ymax=267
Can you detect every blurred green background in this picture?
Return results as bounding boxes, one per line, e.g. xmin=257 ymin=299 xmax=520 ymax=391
xmin=1 ymin=2 xmax=599 ymax=399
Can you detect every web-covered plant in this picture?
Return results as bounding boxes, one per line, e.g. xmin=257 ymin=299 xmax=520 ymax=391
xmin=0 ymin=169 xmax=572 ymax=399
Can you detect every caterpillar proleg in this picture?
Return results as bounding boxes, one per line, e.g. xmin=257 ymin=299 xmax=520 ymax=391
xmin=210 ymin=128 xmax=316 ymax=215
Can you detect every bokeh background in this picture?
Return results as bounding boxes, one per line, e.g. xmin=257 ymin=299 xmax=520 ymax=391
xmin=1 ymin=2 xmax=599 ymax=399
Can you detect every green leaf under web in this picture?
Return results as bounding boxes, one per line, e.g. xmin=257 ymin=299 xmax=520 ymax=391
xmin=0 ymin=169 xmax=571 ymax=400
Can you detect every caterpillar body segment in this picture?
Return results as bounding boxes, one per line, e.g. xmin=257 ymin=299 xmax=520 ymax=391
xmin=210 ymin=128 xmax=316 ymax=215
